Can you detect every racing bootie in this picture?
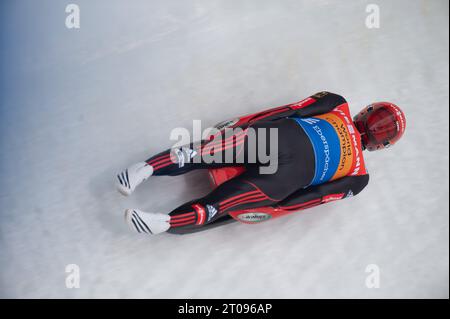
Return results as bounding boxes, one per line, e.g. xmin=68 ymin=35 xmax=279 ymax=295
xmin=116 ymin=162 xmax=153 ymax=196
xmin=125 ymin=209 xmax=170 ymax=235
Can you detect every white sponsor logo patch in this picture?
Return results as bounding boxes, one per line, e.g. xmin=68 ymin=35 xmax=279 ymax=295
xmin=237 ymin=212 xmax=272 ymax=223
xmin=301 ymin=118 xmax=320 ymax=125
xmin=214 ymin=118 xmax=239 ymax=130
xmin=206 ymin=205 xmax=218 ymax=221
xmin=174 ymin=147 xmax=197 ymax=168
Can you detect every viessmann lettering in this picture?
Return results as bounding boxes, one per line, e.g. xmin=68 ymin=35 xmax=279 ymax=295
xmin=312 ymin=125 xmax=330 ymax=182
xmin=336 ymin=122 xmax=352 ymax=171
xmin=238 ymin=212 xmax=271 ymax=222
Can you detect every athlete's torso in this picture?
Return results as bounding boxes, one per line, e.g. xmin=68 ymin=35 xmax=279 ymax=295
xmin=290 ymin=103 xmax=367 ymax=186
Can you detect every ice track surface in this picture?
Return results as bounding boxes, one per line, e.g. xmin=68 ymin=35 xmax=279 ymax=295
xmin=0 ymin=0 xmax=448 ymax=298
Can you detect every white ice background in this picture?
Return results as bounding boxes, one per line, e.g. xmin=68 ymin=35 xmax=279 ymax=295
xmin=0 ymin=0 xmax=448 ymax=298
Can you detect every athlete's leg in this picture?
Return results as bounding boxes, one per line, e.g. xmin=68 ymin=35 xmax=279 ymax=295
xmin=146 ymin=127 xmax=250 ymax=176
xmin=167 ymin=165 xmax=311 ymax=234
xmin=116 ymin=127 xmax=250 ymax=195
xmin=125 ymin=170 xmax=279 ymax=235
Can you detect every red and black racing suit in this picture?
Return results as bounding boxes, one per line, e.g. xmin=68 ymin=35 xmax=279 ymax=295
xmin=145 ymin=92 xmax=369 ymax=234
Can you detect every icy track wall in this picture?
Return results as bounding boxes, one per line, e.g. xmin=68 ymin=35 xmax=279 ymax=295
xmin=0 ymin=0 xmax=448 ymax=298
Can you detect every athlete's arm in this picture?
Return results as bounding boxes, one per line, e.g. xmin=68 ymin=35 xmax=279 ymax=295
xmin=275 ymin=174 xmax=369 ymax=211
xmin=221 ymin=91 xmax=348 ymax=127
xmin=207 ymin=91 xmax=348 ymax=150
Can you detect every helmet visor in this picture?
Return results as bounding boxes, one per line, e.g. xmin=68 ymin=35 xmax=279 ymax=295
xmin=364 ymin=107 xmax=398 ymax=147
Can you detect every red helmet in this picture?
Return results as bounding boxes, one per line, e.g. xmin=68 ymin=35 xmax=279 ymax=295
xmin=353 ymin=102 xmax=406 ymax=151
